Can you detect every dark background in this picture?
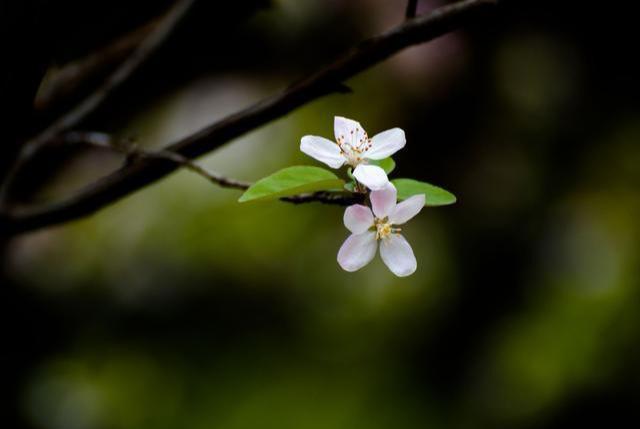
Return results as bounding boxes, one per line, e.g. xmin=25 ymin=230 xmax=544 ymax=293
xmin=2 ymin=0 xmax=639 ymax=428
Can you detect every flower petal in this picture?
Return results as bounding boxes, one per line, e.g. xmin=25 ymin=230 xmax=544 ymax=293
xmin=379 ymin=234 xmax=417 ymax=277
xmin=389 ymin=194 xmax=425 ymax=225
xmin=365 ymin=128 xmax=406 ymax=160
xmin=370 ymin=182 xmax=397 ymax=218
xmin=300 ymin=135 xmax=345 ymax=168
xmin=344 ymin=204 xmax=374 ymax=234
xmin=353 ymin=164 xmax=388 ymax=191
xmin=334 ymin=116 xmax=366 ymax=149
xmin=337 ymin=232 xmax=377 ymax=272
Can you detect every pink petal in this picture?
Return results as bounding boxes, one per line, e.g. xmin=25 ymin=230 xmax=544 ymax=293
xmin=365 ymin=128 xmax=406 ymax=160
xmin=337 ymin=232 xmax=377 ymax=272
xmin=389 ymin=194 xmax=425 ymax=225
xmin=379 ymin=234 xmax=417 ymax=277
xmin=370 ymin=182 xmax=397 ymax=219
xmin=344 ymin=204 xmax=374 ymax=234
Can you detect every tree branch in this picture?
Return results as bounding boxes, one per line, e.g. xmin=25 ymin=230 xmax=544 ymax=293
xmin=406 ymin=0 xmax=419 ymax=19
xmin=31 ymin=0 xmax=194 ymax=150
xmin=80 ymin=133 xmax=254 ymax=191
xmin=0 ymin=0 xmax=497 ymax=236
xmin=0 ymin=0 xmax=195 ymax=205
xmin=34 ymin=19 xmax=159 ymax=112
xmin=64 ymin=131 xmax=363 ymax=204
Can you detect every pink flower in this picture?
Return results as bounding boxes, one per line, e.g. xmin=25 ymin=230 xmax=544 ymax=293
xmin=300 ymin=116 xmax=405 ymax=190
xmin=337 ymin=183 xmax=425 ymax=277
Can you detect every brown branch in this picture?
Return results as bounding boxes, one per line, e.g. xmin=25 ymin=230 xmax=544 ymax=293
xmin=0 ymin=0 xmax=497 ymax=236
xmin=406 ymin=0 xmax=419 ymax=19
xmin=34 ymin=20 xmax=159 ymax=112
xmin=0 ymin=0 xmax=195 ymax=204
xmin=65 ymin=131 xmax=362 ymax=204
xmin=30 ymin=0 xmax=194 ymax=148
xmin=70 ymin=131 xmax=252 ymax=190
xmin=281 ymin=192 xmax=363 ymax=206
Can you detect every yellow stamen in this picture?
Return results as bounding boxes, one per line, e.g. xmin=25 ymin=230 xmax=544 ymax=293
xmin=375 ymin=219 xmax=392 ymax=240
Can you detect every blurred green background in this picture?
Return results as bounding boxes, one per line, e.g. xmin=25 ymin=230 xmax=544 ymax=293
xmin=3 ymin=0 xmax=640 ymax=428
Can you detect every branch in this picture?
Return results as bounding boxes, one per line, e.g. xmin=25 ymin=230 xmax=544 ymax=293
xmin=34 ymin=19 xmax=159 ymax=112
xmin=31 ymin=0 xmax=194 ymax=149
xmin=0 ymin=0 xmax=195 ymax=204
xmin=0 ymin=0 xmax=497 ymax=236
xmin=406 ymin=0 xmax=419 ymax=19
xmin=81 ymin=133 xmax=253 ymax=191
xmin=64 ymin=131 xmax=362 ymax=204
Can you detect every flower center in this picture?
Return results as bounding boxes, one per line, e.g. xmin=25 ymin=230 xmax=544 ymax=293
xmin=376 ymin=222 xmax=391 ymax=240
xmin=374 ymin=218 xmax=400 ymax=241
xmin=336 ymin=127 xmax=372 ymax=166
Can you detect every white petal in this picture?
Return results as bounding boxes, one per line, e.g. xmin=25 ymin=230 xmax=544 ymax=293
xmin=334 ymin=116 xmax=366 ymax=149
xmin=344 ymin=204 xmax=374 ymax=234
xmin=337 ymin=232 xmax=377 ymax=272
xmin=389 ymin=194 xmax=425 ymax=225
xmin=365 ymin=128 xmax=406 ymax=160
xmin=300 ymin=135 xmax=345 ymax=169
xmin=379 ymin=234 xmax=417 ymax=277
xmin=352 ymin=164 xmax=388 ymax=191
xmin=370 ymin=182 xmax=397 ymax=219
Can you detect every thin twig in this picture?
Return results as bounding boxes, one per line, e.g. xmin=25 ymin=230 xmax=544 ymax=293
xmin=72 ymin=132 xmax=252 ymax=190
xmin=0 ymin=0 xmax=497 ymax=235
xmin=34 ymin=19 xmax=159 ymax=111
xmin=65 ymin=131 xmax=361 ymax=204
xmin=406 ymin=0 xmax=419 ymax=19
xmin=281 ymin=192 xmax=362 ymax=206
xmin=0 ymin=0 xmax=195 ymax=205
xmin=31 ymin=0 xmax=194 ymax=149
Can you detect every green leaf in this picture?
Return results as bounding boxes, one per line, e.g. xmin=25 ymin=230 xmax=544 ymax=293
xmin=239 ymin=166 xmax=345 ymax=202
xmin=391 ymin=178 xmax=457 ymax=206
xmin=369 ymin=157 xmax=396 ymax=174
xmin=344 ymin=181 xmax=357 ymax=192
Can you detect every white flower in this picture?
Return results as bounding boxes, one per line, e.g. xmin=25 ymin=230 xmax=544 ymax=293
xmin=300 ymin=116 xmax=406 ymax=190
xmin=337 ymin=183 xmax=425 ymax=277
